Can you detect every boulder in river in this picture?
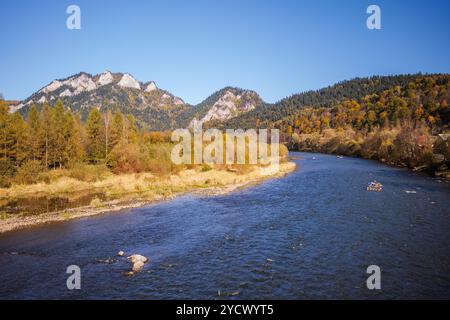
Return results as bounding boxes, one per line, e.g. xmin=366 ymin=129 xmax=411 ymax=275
xmin=128 ymin=254 xmax=149 ymax=272
xmin=117 ymin=251 xmax=124 ymax=257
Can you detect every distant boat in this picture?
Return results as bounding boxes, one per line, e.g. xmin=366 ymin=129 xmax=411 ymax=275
xmin=367 ymin=181 xmax=383 ymax=192
xmin=337 ymin=155 xmax=344 ymax=159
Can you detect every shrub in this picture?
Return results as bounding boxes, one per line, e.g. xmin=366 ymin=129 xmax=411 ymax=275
xmin=12 ymin=160 xmax=44 ymax=185
xmin=90 ymin=197 xmax=102 ymax=207
xmin=142 ymin=143 xmax=177 ymax=176
xmin=0 ymin=159 xmax=14 ymax=188
xmin=201 ymin=164 xmax=212 ymax=172
xmin=107 ymin=140 xmax=142 ymax=174
xmin=392 ymin=122 xmax=434 ymax=167
xmin=279 ymin=144 xmax=289 ymax=157
xmin=68 ymin=163 xmax=111 ymax=182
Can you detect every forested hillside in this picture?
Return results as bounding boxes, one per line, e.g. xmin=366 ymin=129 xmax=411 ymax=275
xmin=214 ymin=74 xmax=450 ymax=176
xmin=218 ymin=74 xmax=433 ymax=129
xmin=282 ymin=75 xmax=449 ymax=176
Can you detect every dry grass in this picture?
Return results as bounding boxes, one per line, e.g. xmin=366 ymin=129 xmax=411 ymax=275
xmin=0 ymin=162 xmax=296 ymax=202
xmin=0 ymin=161 xmax=296 ymax=234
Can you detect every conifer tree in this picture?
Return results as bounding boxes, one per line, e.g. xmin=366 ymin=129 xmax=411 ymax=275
xmin=110 ymin=111 xmax=124 ymax=148
xmin=104 ymin=110 xmax=112 ymax=156
xmin=0 ymin=101 xmax=10 ymax=161
xmin=53 ymin=100 xmax=68 ymax=168
xmin=65 ymin=110 xmax=84 ymax=163
xmin=26 ymin=105 xmax=43 ymax=162
xmin=125 ymin=114 xmax=138 ymax=144
xmin=9 ymin=112 xmax=27 ymax=166
xmin=86 ymin=108 xmax=105 ymax=163
xmin=40 ymin=103 xmax=54 ymax=168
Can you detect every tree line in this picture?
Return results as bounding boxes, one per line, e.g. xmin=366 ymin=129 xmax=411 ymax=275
xmin=283 ymin=75 xmax=449 ymax=135
xmin=0 ymin=99 xmax=173 ymax=187
xmin=281 ymin=75 xmax=450 ymax=172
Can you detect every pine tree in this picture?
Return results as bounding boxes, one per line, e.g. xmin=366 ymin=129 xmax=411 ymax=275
xmin=86 ymin=108 xmax=105 ymax=163
xmin=0 ymin=100 xmax=14 ymax=187
xmin=110 ymin=111 xmax=124 ymax=148
xmin=63 ymin=110 xmax=81 ymax=164
xmin=26 ymin=105 xmax=43 ymax=162
xmin=104 ymin=110 xmax=112 ymax=156
xmin=9 ymin=112 xmax=27 ymax=166
xmin=125 ymin=114 xmax=138 ymax=144
xmin=53 ymin=100 xmax=68 ymax=168
xmin=0 ymin=101 xmax=10 ymax=161
xmin=40 ymin=103 xmax=54 ymax=168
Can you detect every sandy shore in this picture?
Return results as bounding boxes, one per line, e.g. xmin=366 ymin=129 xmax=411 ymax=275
xmin=0 ymin=162 xmax=296 ymax=234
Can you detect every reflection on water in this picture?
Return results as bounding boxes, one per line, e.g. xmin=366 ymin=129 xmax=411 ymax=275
xmin=0 ymin=152 xmax=449 ymax=299
xmin=0 ymin=193 xmax=107 ymax=216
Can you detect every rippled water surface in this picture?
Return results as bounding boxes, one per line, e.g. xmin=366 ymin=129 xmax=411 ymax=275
xmin=1 ymin=152 xmax=450 ymax=299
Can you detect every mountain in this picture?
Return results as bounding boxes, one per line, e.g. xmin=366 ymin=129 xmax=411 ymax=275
xmin=218 ymin=74 xmax=434 ymax=129
xmin=185 ymin=87 xmax=265 ymax=128
xmin=8 ymin=72 xmax=263 ymax=131
xmin=9 ymin=71 xmax=190 ymax=130
xmin=8 ymin=72 xmax=448 ymax=132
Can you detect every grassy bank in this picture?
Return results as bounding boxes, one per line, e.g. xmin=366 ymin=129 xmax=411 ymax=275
xmin=0 ymin=161 xmax=296 ymax=234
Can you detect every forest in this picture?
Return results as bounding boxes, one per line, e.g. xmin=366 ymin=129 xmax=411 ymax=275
xmin=0 ymin=98 xmax=288 ymax=189
xmin=279 ymin=75 xmax=450 ymax=175
xmin=0 ymin=99 xmax=177 ymax=187
xmin=1 ymin=74 xmax=449 ymax=188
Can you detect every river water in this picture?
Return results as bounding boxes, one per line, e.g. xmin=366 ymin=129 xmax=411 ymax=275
xmin=0 ymin=152 xmax=449 ymax=299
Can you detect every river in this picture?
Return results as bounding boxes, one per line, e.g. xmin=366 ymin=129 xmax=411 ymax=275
xmin=1 ymin=152 xmax=449 ymax=299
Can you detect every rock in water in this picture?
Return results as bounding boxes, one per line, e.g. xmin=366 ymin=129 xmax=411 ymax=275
xmin=117 ymin=251 xmax=124 ymax=257
xmin=128 ymin=254 xmax=149 ymax=272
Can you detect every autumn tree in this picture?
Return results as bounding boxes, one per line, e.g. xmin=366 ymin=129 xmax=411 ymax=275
xmin=110 ymin=111 xmax=124 ymax=148
xmin=53 ymin=100 xmax=69 ymax=168
xmin=125 ymin=114 xmax=138 ymax=144
xmin=0 ymin=101 xmax=10 ymax=161
xmin=86 ymin=108 xmax=105 ymax=163
xmin=26 ymin=106 xmax=43 ymax=161
xmin=40 ymin=103 xmax=54 ymax=168
xmin=65 ymin=111 xmax=85 ymax=163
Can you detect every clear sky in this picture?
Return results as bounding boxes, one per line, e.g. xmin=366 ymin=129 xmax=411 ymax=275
xmin=0 ymin=0 xmax=449 ymax=104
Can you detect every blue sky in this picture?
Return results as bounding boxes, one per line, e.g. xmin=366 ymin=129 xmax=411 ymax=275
xmin=0 ymin=0 xmax=449 ymax=104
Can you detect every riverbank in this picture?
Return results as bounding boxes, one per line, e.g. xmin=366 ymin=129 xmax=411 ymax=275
xmin=294 ymin=148 xmax=450 ymax=180
xmin=289 ymin=127 xmax=450 ymax=180
xmin=0 ymin=161 xmax=296 ymax=234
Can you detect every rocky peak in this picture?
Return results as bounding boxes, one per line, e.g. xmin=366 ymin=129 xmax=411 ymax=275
xmin=189 ymin=88 xmax=260 ymax=127
xmin=42 ymin=80 xmax=63 ymax=94
xmin=144 ymin=81 xmax=157 ymax=92
xmin=97 ymin=71 xmax=113 ymax=86
xmin=67 ymin=73 xmax=97 ymax=94
xmin=118 ymin=73 xmax=141 ymax=90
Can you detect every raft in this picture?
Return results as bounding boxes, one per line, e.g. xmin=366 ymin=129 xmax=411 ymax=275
xmin=367 ymin=181 xmax=383 ymax=192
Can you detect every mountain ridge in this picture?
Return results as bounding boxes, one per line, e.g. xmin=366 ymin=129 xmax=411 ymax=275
xmin=8 ymin=71 xmax=262 ymax=131
xmin=7 ymin=72 xmax=448 ymax=131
